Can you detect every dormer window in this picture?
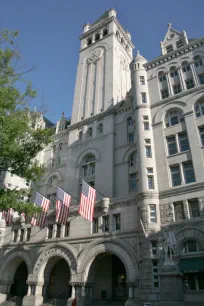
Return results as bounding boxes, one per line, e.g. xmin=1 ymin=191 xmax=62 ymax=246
xmin=95 ymin=33 xmax=100 ymax=41
xmin=176 ymin=39 xmax=184 ymax=48
xmin=87 ymin=37 xmax=92 ymax=46
xmin=166 ymin=44 xmax=173 ymax=53
xmin=103 ymin=28 xmax=108 ymax=37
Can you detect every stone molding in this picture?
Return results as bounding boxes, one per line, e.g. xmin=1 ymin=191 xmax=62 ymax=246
xmin=175 ymin=227 xmax=204 ymax=252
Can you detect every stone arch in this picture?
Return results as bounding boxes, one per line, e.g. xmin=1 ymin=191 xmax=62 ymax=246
xmin=32 ymin=244 xmax=78 ymax=283
xmin=45 ymin=171 xmax=62 ymax=185
xmin=152 ymin=101 xmax=186 ymax=125
xmin=176 ymin=227 xmax=204 ymax=253
xmin=76 ymin=148 xmax=101 ymax=167
xmin=123 ymin=147 xmax=137 ymax=163
xmin=78 ymin=239 xmax=139 ymax=283
xmin=0 ymin=248 xmax=32 ymax=284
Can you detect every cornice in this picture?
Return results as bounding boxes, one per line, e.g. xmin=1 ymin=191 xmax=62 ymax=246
xmin=144 ymin=37 xmax=204 ymax=70
xmin=79 ymin=17 xmax=115 ymax=39
xmin=150 ymin=84 xmax=204 ymax=110
xmin=159 ymin=182 xmax=204 ymax=199
xmin=114 ymin=19 xmax=135 ymax=49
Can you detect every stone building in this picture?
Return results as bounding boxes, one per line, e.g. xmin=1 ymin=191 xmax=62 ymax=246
xmin=0 ymin=8 xmax=204 ymax=306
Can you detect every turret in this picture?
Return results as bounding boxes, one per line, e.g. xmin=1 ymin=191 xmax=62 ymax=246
xmin=131 ymin=51 xmax=160 ymax=233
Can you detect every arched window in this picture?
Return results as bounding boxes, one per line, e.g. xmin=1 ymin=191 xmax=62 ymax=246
xmin=87 ymin=37 xmax=92 ymax=46
xmin=165 ymin=110 xmax=184 ymax=128
xmin=95 ymin=33 xmax=100 ymax=41
xmin=126 ymin=45 xmax=129 ymax=51
xmin=194 ymin=55 xmax=203 ymax=67
xmin=103 ymin=28 xmax=108 ymax=37
xmin=87 ymin=127 xmax=93 ymax=137
xmin=79 ymin=130 xmax=83 ymax=140
xmin=48 ymin=176 xmax=58 ymax=188
xmin=170 ymin=66 xmax=181 ymax=95
xmin=182 ymin=61 xmax=191 ymax=73
xmin=129 ymin=152 xmax=136 ymax=167
xmin=98 ymin=123 xmax=103 ymax=134
xmin=82 ymin=154 xmax=95 ymax=178
xmin=116 ymin=30 xmax=120 ymax=38
xmin=182 ymin=240 xmax=202 ymax=253
xmin=59 ymin=143 xmax=63 ymax=151
xmin=194 ymin=99 xmax=204 ymax=117
xmin=158 ymin=71 xmax=169 ymax=99
xmin=121 ymin=38 xmax=124 ymax=44
xmin=127 ymin=117 xmax=134 ymax=127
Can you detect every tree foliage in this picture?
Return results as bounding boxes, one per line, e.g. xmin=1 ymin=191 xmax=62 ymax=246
xmin=0 ymin=29 xmax=53 ymax=216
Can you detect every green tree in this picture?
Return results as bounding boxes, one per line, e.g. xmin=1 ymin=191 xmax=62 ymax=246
xmin=0 ymin=29 xmax=53 ymax=217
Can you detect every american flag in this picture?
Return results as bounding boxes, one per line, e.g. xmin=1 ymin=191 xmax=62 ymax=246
xmin=78 ymin=180 xmax=96 ymax=221
xmin=56 ymin=187 xmax=71 ymax=225
xmin=31 ymin=192 xmax=50 ymax=228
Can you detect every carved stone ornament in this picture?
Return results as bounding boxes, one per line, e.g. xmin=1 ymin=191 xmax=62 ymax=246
xmin=87 ymin=48 xmax=103 ymax=64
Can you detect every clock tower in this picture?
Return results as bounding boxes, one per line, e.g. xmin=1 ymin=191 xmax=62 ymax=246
xmin=71 ymin=9 xmax=134 ymax=124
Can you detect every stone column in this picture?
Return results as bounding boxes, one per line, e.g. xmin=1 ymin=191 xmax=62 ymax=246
xmin=125 ymin=282 xmax=139 ymax=306
xmin=178 ymin=67 xmax=186 ymax=90
xmin=0 ymin=279 xmax=13 ymax=304
xmin=67 ymin=283 xmax=76 ymax=306
xmin=22 ymin=280 xmax=44 ymax=306
xmin=17 ymin=229 xmax=21 ymax=242
xmin=61 ymin=225 xmax=65 ymax=238
xmin=166 ymin=72 xmax=173 ymax=96
xmin=198 ymin=198 xmax=204 ymax=217
xmin=183 ymin=200 xmax=190 ymax=219
xmin=52 ymin=224 xmax=57 ymax=239
xmin=190 ymin=62 xmax=199 ymax=86
xmin=23 ymin=228 xmax=27 ymax=242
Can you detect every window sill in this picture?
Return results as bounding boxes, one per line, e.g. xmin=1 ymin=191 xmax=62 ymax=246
xmin=171 ymin=181 xmax=196 ymax=188
xmin=167 ymin=150 xmax=190 ymax=158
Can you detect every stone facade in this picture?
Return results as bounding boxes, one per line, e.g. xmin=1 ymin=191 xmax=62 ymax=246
xmin=0 ymin=8 xmax=204 ymax=306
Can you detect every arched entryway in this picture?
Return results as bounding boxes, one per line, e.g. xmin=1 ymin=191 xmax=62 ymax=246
xmin=87 ymin=252 xmax=127 ymax=301
xmin=10 ymin=261 xmax=28 ymax=297
xmin=45 ymin=258 xmax=71 ymax=300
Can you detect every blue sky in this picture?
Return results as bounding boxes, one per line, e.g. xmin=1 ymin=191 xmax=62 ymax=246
xmin=1 ymin=0 xmax=204 ymax=123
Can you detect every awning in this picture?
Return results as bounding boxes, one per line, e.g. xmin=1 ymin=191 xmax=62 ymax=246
xmin=179 ymin=257 xmax=204 ymax=273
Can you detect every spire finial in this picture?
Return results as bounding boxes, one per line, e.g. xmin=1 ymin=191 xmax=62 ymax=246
xmin=137 ymin=50 xmax=140 ymax=55
xmin=168 ymin=23 xmax=172 ymax=28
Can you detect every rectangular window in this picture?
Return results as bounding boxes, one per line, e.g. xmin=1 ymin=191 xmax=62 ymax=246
xmin=182 ymin=65 xmax=190 ymax=73
xmin=161 ymin=88 xmax=169 ymax=99
xmin=185 ymin=79 xmax=195 ymax=89
xmin=184 ymin=273 xmax=204 ymax=291
xmin=143 ymin=115 xmax=149 ymax=120
xmin=188 ymin=199 xmax=200 ymax=218
xmin=48 ymin=225 xmax=53 ymax=239
xmin=145 ymin=146 xmax=152 ymax=158
xmin=151 ymin=241 xmax=158 ymax=256
xmin=173 ymin=201 xmax=185 ymax=221
xmin=183 ymin=161 xmax=195 ymax=184
xmin=57 ymin=156 xmax=61 ymax=166
xmin=129 ymin=173 xmax=137 ymax=191
xmin=114 ymin=214 xmax=121 ymax=231
xmin=199 ymin=126 xmax=204 ymax=146
xmin=170 ymin=165 xmax=181 ymax=187
xmin=166 ymin=44 xmax=173 ymax=53
xmin=148 ymin=176 xmax=154 ymax=189
xmin=20 ymin=229 xmax=24 ymax=242
xmin=141 ymin=92 xmax=147 ymax=103
xmin=179 ymin=133 xmax=189 ymax=152
xmin=159 ymin=75 xmax=166 ymax=82
xmin=176 ymin=39 xmax=184 ymax=48
xmin=152 ymin=261 xmax=159 ymax=288
xmin=173 ymin=83 xmax=181 ymax=94
xmin=199 ymin=74 xmax=204 ymax=85
xmin=144 ymin=122 xmax=150 ymax=130
xmin=147 ymin=168 xmax=153 ymax=174
xmin=128 ymin=132 xmax=134 ymax=143
xmin=167 ymin=136 xmax=177 ymax=155
xmin=65 ymin=222 xmax=70 ymax=237
xmin=13 ymin=230 xmax=18 ymax=243
xmin=170 ymin=71 xmax=178 ymax=78
xmin=56 ymin=224 xmax=61 ymax=238
xmin=92 ymin=218 xmax=98 ymax=233
xmin=26 ymin=228 xmax=31 ymax=241
xmin=103 ymin=216 xmax=109 ymax=232
xmin=149 ymin=205 xmax=157 ymax=223
xmin=139 ymin=76 xmax=145 ymax=85
xmin=25 ymin=180 xmax=30 ymax=187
